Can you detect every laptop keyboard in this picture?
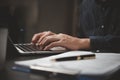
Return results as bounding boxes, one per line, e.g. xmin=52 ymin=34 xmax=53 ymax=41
xmin=14 ymin=43 xmax=66 ymax=54
xmin=14 ymin=43 xmax=42 ymax=52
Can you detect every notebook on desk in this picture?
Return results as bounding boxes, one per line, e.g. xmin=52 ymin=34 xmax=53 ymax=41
xmin=7 ymin=36 xmax=66 ymax=55
xmin=13 ymin=51 xmax=96 ymax=75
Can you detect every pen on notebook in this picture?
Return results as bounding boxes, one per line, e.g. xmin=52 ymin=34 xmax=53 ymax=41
xmin=51 ymin=54 xmax=95 ymax=62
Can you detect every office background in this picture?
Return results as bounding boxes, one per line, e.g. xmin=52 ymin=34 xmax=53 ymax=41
xmin=0 ymin=0 xmax=81 ymax=43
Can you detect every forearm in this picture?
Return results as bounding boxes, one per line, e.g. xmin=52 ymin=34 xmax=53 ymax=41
xmin=90 ymin=35 xmax=120 ymax=52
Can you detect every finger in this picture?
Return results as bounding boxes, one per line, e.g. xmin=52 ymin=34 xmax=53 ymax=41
xmin=37 ymin=31 xmax=55 ymax=44
xmin=40 ymin=35 xmax=59 ymax=46
xmin=44 ymin=41 xmax=61 ymax=50
xmin=31 ymin=33 xmax=44 ymax=43
xmin=32 ymin=31 xmax=50 ymax=43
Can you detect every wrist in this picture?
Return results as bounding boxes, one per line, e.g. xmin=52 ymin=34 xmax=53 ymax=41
xmin=78 ymin=38 xmax=90 ymax=50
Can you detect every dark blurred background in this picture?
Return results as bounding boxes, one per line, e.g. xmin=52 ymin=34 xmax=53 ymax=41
xmin=0 ymin=0 xmax=81 ymax=43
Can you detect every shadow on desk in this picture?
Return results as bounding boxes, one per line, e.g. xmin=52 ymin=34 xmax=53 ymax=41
xmin=1 ymin=56 xmax=78 ymax=80
xmin=3 ymin=67 xmax=78 ymax=80
xmin=0 ymin=69 xmax=7 ymax=80
xmin=108 ymin=69 xmax=120 ymax=80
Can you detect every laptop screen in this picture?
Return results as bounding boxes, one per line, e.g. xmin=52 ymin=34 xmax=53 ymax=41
xmin=0 ymin=27 xmax=8 ymax=70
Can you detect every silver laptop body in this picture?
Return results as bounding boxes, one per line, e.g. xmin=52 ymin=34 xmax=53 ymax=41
xmin=14 ymin=43 xmax=66 ymax=55
xmin=0 ymin=27 xmax=8 ymax=70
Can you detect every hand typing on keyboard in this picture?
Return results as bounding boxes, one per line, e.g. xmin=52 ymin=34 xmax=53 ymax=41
xmin=31 ymin=31 xmax=90 ymax=51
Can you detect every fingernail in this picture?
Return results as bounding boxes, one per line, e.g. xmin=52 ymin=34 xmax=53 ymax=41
xmin=36 ymin=43 xmax=39 ymax=46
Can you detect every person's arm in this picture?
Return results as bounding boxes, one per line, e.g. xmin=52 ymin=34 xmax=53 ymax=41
xmin=90 ymin=35 xmax=120 ymax=52
xmin=36 ymin=33 xmax=91 ymax=51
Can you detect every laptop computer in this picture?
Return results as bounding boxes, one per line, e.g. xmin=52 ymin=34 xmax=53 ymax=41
xmin=7 ymin=36 xmax=66 ymax=56
xmin=0 ymin=27 xmax=8 ymax=70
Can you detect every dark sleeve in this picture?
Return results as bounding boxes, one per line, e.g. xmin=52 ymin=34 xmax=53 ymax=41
xmin=90 ymin=35 xmax=120 ymax=53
